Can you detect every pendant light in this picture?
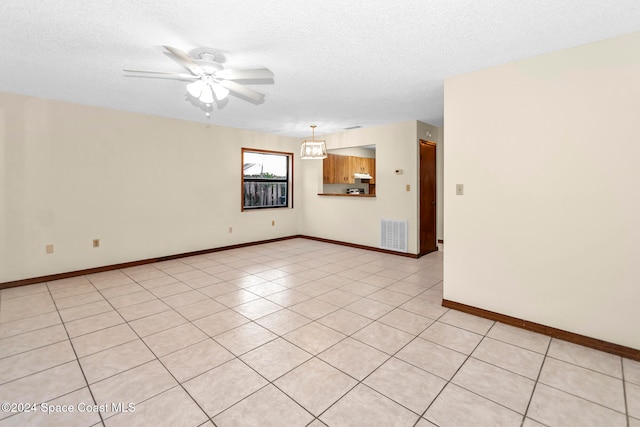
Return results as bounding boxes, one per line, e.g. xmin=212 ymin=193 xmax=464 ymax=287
xmin=300 ymin=125 xmax=328 ymax=160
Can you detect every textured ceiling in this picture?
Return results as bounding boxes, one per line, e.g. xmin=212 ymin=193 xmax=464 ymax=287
xmin=2 ymin=1 xmax=640 ymax=137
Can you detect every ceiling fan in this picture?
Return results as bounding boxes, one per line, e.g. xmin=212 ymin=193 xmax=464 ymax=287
xmin=124 ymin=46 xmax=274 ymax=117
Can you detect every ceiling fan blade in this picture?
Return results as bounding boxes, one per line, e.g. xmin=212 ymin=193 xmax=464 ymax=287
xmin=214 ymin=68 xmax=274 ymax=80
xmin=163 ymin=45 xmax=203 ymax=75
xmin=123 ymin=69 xmax=198 ymax=80
xmin=217 ymin=80 xmax=266 ymax=102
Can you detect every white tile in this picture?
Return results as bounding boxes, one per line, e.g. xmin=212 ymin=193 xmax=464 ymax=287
xmin=527 ymin=383 xmax=626 ymax=427
xmin=161 ymin=339 xmax=234 ymax=383
xmin=214 ymin=322 xmax=278 ymax=355
xmin=90 ymin=360 xmax=177 ymax=415
xmin=438 ymin=309 xmax=494 ymax=335
xmin=548 ymin=339 xmax=622 ymax=378
xmin=80 ymin=340 xmax=155 ymax=384
xmin=539 ymin=357 xmax=625 ymax=412
xmin=452 ymin=357 xmax=535 ymax=414
xmin=420 ymin=321 xmax=483 ymax=355
xmin=424 ymin=383 xmax=522 ymax=427
xmin=396 ymin=338 xmax=467 ymax=380
xmin=364 ymin=357 xmax=446 ymax=414
xmin=627 ymin=381 xmax=640 ymax=419
xmin=0 ymin=341 xmax=76 ymax=384
xmin=319 ymin=337 xmax=389 ymax=380
xmin=213 ymin=385 xmax=313 ymax=427
xmin=275 ymin=358 xmax=357 ymax=416
xmin=105 ymin=386 xmax=208 ymax=427
xmin=184 ymin=359 xmax=267 ymax=417
xmin=487 ymin=322 xmax=550 ymax=354
xmin=0 ymin=362 xmax=86 ymax=418
xmin=625 ymin=357 xmax=640 ymax=385
xmin=284 ymin=322 xmax=345 ymax=355
xmin=320 ymin=384 xmax=419 ymax=426
xmin=143 ymin=323 xmax=207 ymax=357
xmin=472 ymin=337 xmax=544 ymax=380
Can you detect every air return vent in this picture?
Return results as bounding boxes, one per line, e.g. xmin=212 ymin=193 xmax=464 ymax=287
xmin=380 ymin=219 xmax=408 ymax=253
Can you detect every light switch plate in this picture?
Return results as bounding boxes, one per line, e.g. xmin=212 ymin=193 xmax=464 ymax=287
xmin=456 ymin=184 xmax=464 ymax=195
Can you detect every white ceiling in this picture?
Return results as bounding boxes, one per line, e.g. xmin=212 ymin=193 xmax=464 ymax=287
xmin=2 ymin=1 xmax=639 ymax=137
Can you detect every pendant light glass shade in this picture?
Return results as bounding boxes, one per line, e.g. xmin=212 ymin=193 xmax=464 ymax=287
xmin=199 ymin=84 xmax=214 ymax=104
xmin=187 ymin=79 xmax=205 ymax=98
xmin=211 ymin=82 xmax=230 ymax=100
xmin=300 ymin=125 xmax=328 ymax=159
xmin=187 ymin=78 xmax=228 ymax=105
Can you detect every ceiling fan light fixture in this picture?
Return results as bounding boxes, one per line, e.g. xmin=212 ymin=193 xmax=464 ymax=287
xmin=199 ymin=84 xmax=214 ymax=104
xmin=186 ymin=79 xmax=204 ymax=98
xmin=124 ymin=46 xmax=272 ymax=119
xmin=300 ymin=125 xmax=328 ymax=160
xmin=211 ymin=82 xmax=230 ymax=100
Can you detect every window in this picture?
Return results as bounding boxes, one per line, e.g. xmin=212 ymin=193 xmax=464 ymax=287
xmin=242 ymin=148 xmax=293 ymax=210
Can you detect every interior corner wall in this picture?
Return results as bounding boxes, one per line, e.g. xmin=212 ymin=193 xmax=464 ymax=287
xmin=298 ymin=121 xmax=425 ymax=254
xmin=0 ymin=93 xmax=300 ymax=282
xmin=443 ymin=32 xmax=640 ymax=349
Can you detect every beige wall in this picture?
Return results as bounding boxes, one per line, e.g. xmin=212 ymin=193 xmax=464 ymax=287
xmin=0 ymin=94 xmax=301 ymax=282
xmin=444 ymin=32 xmax=640 ymax=349
xmin=299 ymin=120 xmax=442 ymax=254
xmin=0 ymin=94 xmax=443 ymax=282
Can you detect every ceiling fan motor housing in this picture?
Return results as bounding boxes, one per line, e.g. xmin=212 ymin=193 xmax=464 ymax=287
xmin=195 ymin=53 xmax=224 ymax=75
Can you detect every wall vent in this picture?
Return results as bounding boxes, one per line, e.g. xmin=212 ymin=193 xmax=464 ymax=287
xmin=380 ymin=219 xmax=408 ymax=253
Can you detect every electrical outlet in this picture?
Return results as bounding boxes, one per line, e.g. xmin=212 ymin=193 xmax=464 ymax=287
xmin=46 ymin=244 xmax=54 ymax=254
xmin=272 ymin=220 xmax=275 ymax=226
xmin=456 ymin=184 xmax=464 ymax=195
xmin=406 ymin=184 xmax=410 ymax=192
xmin=228 ymin=227 xmax=233 ymax=234
xmin=93 ymin=239 xmax=100 ymax=248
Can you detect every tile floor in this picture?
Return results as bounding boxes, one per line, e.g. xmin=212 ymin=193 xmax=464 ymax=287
xmin=0 ymin=238 xmax=638 ymax=427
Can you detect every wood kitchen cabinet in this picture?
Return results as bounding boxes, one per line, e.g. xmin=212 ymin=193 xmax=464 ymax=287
xmin=322 ymin=153 xmax=336 ymax=183
xmin=323 ymin=153 xmax=353 ymax=184
xmin=350 ymin=156 xmax=376 ymax=184
xmin=362 ymin=157 xmax=375 ymax=184
xmin=323 ymin=154 xmax=375 ymax=184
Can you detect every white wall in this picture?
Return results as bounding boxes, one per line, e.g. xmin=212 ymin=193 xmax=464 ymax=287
xmin=299 ymin=120 xmax=442 ymax=255
xmin=444 ymin=32 xmax=640 ymax=349
xmin=0 ymin=93 xmax=300 ymax=282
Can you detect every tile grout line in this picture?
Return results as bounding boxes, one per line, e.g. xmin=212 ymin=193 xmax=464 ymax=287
xmin=413 ymin=319 xmax=499 ymax=426
xmin=46 ymin=281 xmax=107 ymax=427
xmin=88 ymin=273 xmax=219 ymax=426
xmin=194 ymin=282 xmax=433 ymax=424
xmin=3 ymin=242 xmax=533 ymax=426
xmin=521 ymin=335 xmax=553 ymax=426
xmin=621 ymin=357 xmax=630 ymax=427
xmin=165 ymin=252 xmax=324 ymax=424
xmin=299 ymin=302 xmax=453 ymax=425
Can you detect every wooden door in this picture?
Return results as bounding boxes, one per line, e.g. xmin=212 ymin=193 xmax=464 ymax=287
xmin=419 ymin=140 xmax=437 ymax=255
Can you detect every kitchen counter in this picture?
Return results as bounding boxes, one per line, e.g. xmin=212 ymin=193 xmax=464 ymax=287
xmin=317 ymin=193 xmax=376 ymax=197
